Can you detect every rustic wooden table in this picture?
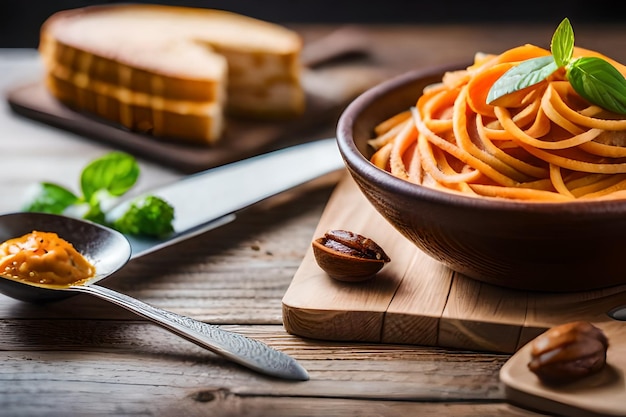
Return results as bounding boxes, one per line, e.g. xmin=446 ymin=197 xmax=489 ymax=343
xmin=1 ymin=23 xmax=625 ymax=417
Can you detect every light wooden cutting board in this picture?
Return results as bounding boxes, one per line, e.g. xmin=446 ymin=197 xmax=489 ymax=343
xmin=282 ymin=173 xmax=626 ymax=416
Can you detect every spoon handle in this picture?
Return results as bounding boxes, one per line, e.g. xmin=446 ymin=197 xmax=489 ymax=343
xmin=69 ymin=284 xmax=309 ymax=381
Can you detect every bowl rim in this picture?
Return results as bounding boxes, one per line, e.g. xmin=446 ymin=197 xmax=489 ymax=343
xmin=336 ymin=65 xmax=626 ymax=216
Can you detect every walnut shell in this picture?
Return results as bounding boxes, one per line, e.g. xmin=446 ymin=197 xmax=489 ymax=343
xmin=312 ymin=230 xmax=390 ymax=282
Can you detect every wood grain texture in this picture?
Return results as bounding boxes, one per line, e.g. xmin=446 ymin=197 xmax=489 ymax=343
xmin=501 ymin=320 xmax=626 ymax=417
xmin=282 ymin=175 xmax=626 ymax=356
xmin=3 ymin=23 xmax=626 ymax=416
xmin=282 ymin=174 xmax=626 ymax=416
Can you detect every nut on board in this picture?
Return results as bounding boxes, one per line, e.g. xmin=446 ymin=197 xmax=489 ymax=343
xmin=527 ymin=321 xmax=609 ymax=384
xmin=312 ymin=229 xmax=390 ymax=282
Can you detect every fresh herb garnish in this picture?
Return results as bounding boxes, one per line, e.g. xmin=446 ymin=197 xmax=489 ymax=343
xmin=487 ymin=18 xmax=626 ymax=114
xmin=23 ymin=152 xmax=175 ymax=238
xmin=111 ymin=195 xmax=174 ymax=238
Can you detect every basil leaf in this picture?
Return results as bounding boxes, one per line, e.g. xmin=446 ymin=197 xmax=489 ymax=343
xmin=22 ymin=182 xmax=79 ymax=214
xmin=80 ymin=152 xmax=140 ymax=201
xmin=487 ymin=56 xmax=558 ymax=104
xmin=21 ymin=151 xmax=174 ymax=238
xmin=551 ymin=18 xmax=574 ymax=67
xmin=83 ymin=202 xmax=106 ymax=225
xmin=567 ymin=57 xmax=626 ymax=115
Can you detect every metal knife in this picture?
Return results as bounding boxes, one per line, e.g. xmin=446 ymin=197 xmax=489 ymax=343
xmin=101 ymin=138 xmax=344 ymax=381
xmin=107 ymin=137 xmax=345 ymax=258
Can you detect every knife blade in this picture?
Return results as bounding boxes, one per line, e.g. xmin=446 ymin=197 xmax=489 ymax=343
xmin=107 ymin=138 xmax=344 ymax=258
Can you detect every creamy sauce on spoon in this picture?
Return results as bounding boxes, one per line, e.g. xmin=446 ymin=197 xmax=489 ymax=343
xmin=0 ymin=230 xmax=95 ymax=287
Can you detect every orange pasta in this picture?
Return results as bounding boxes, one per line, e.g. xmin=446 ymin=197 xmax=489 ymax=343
xmin=369 ymin=45 xmax=626 ymax=201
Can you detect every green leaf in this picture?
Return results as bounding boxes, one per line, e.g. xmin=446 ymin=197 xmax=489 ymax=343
xmin=487 ymin=56 xmax=558 ymax=104
xmin=487 ymin=17 xmax=626 ymax=115
xmin=567 ymin=57 xmax=626 ymax=114
xmin=21 ymin=151 xmax=175 ymax=238
xmin=551 ymin=18 xmax=574 ymax=67
xmin=80 ymin=152 xmax=140 ymax=201
xmin=83 ymin=202 xmax=106 ymax=225
xmin=22 ymin=182 xmax=79 ymax=214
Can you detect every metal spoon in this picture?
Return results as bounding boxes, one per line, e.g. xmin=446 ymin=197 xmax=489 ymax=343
xmin=0 ymin=212 xmax=309 ymax=381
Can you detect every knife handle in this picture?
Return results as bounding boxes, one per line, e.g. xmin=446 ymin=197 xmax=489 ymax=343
xmin=69 ymin=284 xmax=309 ymax=381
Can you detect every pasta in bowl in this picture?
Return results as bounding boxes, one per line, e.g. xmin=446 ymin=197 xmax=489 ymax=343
xmin=369 ymin=45 xmax=626 ymax=201
xmin=336 ymin=28 xmax=626 ymax=292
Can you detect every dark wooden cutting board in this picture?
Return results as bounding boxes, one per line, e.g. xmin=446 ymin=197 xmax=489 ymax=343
xmin=6 ymin=27 xmax=383 ymax=174
xmin=282 ymin=173 xmax=626 ymax=416
xmin=6 ymin=67 xmax=380 ymax=174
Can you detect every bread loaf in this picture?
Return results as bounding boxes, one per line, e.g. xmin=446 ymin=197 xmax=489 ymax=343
xmin=39 ymin=4 xmax=305 ymax=145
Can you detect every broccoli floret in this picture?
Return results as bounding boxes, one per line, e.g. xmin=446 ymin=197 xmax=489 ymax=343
xmin=112 ymin=195 xmax=174 ymax=238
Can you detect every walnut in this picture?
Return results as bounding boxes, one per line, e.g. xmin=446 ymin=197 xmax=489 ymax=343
xmin=528 ymin=321 xmax=609 ymax=384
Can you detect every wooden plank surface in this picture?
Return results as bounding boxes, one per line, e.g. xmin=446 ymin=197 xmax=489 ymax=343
xmin=3 ymin=22 xmax=626 ymax=417
xmin=501 ymin=319 xmax=626 ymax=417
xmin=282 ymin=174 xmax=626 ymax=416
xmin=282 ymin=175 xmax=528 ymax=352
xmin=282 ymin=174 xmax=626 ymax=354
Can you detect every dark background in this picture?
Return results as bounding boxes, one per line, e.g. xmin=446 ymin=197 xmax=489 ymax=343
xmin=1 ymin=0 xmax=623 ymax=48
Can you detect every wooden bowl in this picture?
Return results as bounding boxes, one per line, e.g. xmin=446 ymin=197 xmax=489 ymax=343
xmin=336 ymin=65 xmax=626 ymax=292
